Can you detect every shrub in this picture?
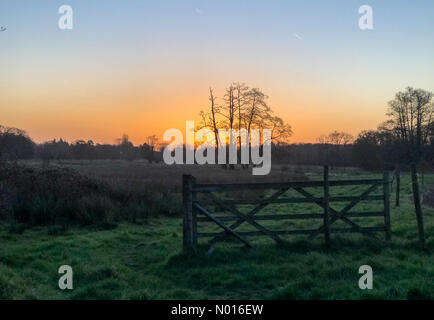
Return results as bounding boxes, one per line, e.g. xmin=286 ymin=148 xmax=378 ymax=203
xmin=0 ymin=162 xmax=179 ymax=229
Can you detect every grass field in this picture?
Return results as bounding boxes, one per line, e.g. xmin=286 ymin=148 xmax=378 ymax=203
xmin=0 ymin=162 xmax=433 ymax=300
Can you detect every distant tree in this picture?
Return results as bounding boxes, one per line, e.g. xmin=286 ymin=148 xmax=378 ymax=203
xmin=140 ymin=135 xmax=159 ymax=163
xmin=36 ymin=138 xmax=71 ymax=160
xmin=146 ymin=135 xmax=159 ymax=152
xmin=317 ymin=131 xmax=354 ymax=145
xmin=120 ymin=134 xmax=131 ymax=146
xmin=352 ymin=130 xmax=385 ymax=169
xmin=0 ymin=125 xmax=35 ymax=160
xmin=117 ymin=134 xmax=136 ymax=160
xmin=317 ymin=131 xmax=354 ymax=166
xmin=71 ymin=140 xmax=95 ymax=159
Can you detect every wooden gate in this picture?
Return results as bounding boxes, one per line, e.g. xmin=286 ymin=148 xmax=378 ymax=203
xmin=183 ymin=167 xmax=391 ymax=252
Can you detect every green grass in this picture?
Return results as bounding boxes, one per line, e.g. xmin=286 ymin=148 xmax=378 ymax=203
xmin=0 ymin=170 xmax=433 ymax=300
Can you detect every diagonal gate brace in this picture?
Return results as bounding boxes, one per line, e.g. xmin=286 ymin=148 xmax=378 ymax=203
xmin=194 ymin=202 xmax=252 ymax=248
xmin=308 ymin=183 xmax=381 ymax=240
xmin=292 ymin=187 xmax=375 ymax=238
xmin=208 ymin=187 xmax=291 ymax=247
xmin=204 ymin=192 xmax=284 ymax=245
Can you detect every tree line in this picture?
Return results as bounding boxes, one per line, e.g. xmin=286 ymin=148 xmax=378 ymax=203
xmin=0 ymin=129 xmax=161 ymax=162
xmin=1 ymin=86 xmax=432 ymax=171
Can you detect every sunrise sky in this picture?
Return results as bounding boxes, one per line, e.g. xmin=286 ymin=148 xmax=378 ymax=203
xmin=1 ymin=0 xmax=434 ymax=144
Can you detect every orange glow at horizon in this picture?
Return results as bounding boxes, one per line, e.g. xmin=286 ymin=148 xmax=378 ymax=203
xmin=1 ymin=79 xmax=388 ymax=146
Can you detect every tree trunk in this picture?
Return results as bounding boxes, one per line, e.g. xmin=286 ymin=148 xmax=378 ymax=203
xmin=410 ymin=164 xmax=425 ymax=249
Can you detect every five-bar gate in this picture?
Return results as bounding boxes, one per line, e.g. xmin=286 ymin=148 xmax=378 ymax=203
xmin=183 ymin=167 xmax=391 ymax=252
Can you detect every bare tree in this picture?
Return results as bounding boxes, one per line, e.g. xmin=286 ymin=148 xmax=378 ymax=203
xmin=316 ymin=131 xmax=354 ymax=167
xmin=386 ymin=87 xmax=434 ymax=248
xmin=146 ymin=135 xmax=159 ymax=151
xmin=0 ymin=125 xmax=35 ymax=160
xmin=265 ymin=115 xmax=293 ymax=143
xmin=197 ymin=84 xmax=292 ymax=165
xmin=220 ymin=85 xmax=241 ymax=168
xmin=243 ymin=88 xmax=271 ymax=143
xmin=234 ymin=82 xmax=249 ymax=149
xmin=220 ymin=84 xmax=236 ymax=133
xmin=197 ymin=88 xmax=221 ymax=151
xmin=317 ymin=131 xmax=354 ymax=145
xmin=387 ymin=87 xmax=433 ymax=162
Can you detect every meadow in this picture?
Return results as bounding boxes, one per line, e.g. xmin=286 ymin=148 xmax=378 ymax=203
xmin=0 ymin=161 xmax=433 ymax=300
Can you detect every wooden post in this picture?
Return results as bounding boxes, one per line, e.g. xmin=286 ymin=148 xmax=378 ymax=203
xmin=323 ymin=166 xmax=331 ymax=247
xmin=383 ymin=172 xmax=391 ymax=241
xmin=395 ymin=171 xmax=400 ymax=207
xmin=410 ymin=164 xmax=425 ymax=249
xmin=183 ymin=174 xmax=197 ymax=252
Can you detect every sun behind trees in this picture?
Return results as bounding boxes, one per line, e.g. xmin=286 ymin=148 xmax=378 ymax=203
xmin=196 ymin=83 xmax=292 ymax=165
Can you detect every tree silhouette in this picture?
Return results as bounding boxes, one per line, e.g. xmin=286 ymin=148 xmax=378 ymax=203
xmin=385 ymin=87 xmax=434 ymax=248
xmin=197 ymin=83 xmax=292 ymax=165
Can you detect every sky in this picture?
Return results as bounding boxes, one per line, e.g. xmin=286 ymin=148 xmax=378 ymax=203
xmin=1 ymin=0 xmax=434 ymax=144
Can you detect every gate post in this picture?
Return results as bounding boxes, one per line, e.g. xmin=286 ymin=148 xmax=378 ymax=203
xmin=410 ymin=164 xmax=425 ymax=249
xmin=183 ymin=174 xmax=197 ymax=252
xmin=323 ymin=166 xmax=331 ymax=247
xmin=383 ymin=172 xmax=391 ymax=241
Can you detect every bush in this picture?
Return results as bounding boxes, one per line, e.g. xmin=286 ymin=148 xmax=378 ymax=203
xmin=0 ymin=162 xmax=179 ymax=229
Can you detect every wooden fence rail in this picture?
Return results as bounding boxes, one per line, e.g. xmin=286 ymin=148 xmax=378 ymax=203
xmin=183 ymin=166 xmax=391 ymax=252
